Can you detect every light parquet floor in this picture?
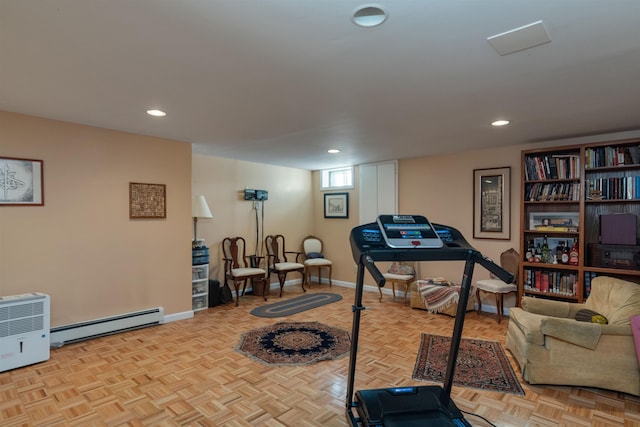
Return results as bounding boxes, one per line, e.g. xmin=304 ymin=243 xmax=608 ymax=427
xmin=1 ymin=284 xmax=639 ymax=426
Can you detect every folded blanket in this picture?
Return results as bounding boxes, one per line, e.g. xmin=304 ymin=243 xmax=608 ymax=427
xmin=417 ymin=278 xmax=470 ymax=314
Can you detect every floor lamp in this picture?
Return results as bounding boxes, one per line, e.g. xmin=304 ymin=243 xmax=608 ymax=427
xmin=192 ymin=195 xmax=213 ymax=246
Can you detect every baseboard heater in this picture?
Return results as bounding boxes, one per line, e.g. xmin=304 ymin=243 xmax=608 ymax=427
xmin=50 ymin=307 xmax=164 ymax=347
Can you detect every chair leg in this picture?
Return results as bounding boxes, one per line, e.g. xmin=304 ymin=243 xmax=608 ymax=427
xmin=299 ymin=270 xmax=306 ymax=293
xmin=378 ymin=285 xmax=383 ymax=302
xmin=234 ymin=282 xmax=241 ymax=307
xmin=328 ymin=266 xmax=332 ymax=287
xmin=392 ymin=281 xmax=397 ymax=299
xmin=476 ymin=288 xmax=482 ymax=315
xmin=278 ymin=272 xmax=286 ymax=297
xmin=403 ymin=282 xmax=409 ymax=304
xmin=495 ymin=293 xmax=502 ymax=324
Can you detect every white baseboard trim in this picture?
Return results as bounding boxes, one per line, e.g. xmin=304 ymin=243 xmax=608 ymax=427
xmin=164 ymin=310 xmax=193 ymax=323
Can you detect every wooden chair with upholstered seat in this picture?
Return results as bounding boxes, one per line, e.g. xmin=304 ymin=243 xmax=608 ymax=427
xmin=222 ymin=236 xmax=267 ymax=306
xmin=265 ymin=234 xmax=306 ymax=297
xmin=301 ymin=235 xmax=332 ymax=288
xmin=381 ymin=261 xmax=416 ymax=303
xmin=475 ymin=248 xmax=519 ymax=323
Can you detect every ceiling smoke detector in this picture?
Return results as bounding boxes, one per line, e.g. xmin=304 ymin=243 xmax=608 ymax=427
xmin=352 ymin=4 xmax=388 ymax=28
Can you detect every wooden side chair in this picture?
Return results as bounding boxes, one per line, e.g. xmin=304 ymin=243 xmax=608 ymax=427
xmin=475 ymin=248 xmax=519 ymax=323
xmin=381 ymin=261 xmax=416 ymax=303
xmin=222 ymin=236 xmax=267 ymax=306
xmin=265 ymin=234 xmax=306 ymax=297
xmin=301 ymin=235 xmax=333 ymax=288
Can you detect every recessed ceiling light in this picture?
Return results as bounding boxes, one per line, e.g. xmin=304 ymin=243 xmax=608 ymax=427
xmin=328 ymin=149 xmax=340 ymax=154
xmin=352 ymin=4 xmax=388 ymax=28
xmin=491 ymin=119 xmax=510 ymax=127
xmin=146 ymin=109 xmax=166 ymax=117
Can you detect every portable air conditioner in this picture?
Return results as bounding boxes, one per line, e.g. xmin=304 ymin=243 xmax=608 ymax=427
xmin=0 ymin=293 xmax=50 ymax=372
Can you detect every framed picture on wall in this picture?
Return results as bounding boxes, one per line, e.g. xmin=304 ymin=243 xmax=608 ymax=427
xmin=324 ymin=192 xmax=349 ymax=218
xmin=0 ymin=156 xmax=44 ymax=206
xmin=129 ymin=182 xmax=166 ymax=219
xmin=473 ymin=167 xmax=510 ymax=240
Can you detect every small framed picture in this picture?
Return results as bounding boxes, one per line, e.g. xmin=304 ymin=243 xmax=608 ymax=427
xmin=324 ymin=192 xmax=349 ymax=218
xmin=473 ymin=167 xmax=510 ymax=240
xmin=129 ymin=182 xmax=166 ymax=219
xmin=0 ymin=156 xmax=44 ymax=206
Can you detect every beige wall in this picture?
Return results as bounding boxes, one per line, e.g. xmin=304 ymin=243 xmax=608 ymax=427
xmin=0 ymin=111 xmax=192 ymax=326
xmin=192 ymin=154 xmax=314 ymax=285
xmin=313 ymin=144 xmax=536 ymax=312
xmin=3 ymin=109 xmax=586 ymax=322
xmin=399 ymin=147 xmax=523 ymax=283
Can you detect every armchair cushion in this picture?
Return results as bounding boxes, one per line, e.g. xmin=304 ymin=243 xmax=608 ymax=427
xmin=584 ymin=276 xmax=640 ymax=325
xmin=231 ymin=267 xmax=266 ymax=278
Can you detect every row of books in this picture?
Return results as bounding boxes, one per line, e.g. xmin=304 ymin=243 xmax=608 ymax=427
xmin=585 ymin=145 xmax=640 ymax=169
xmin=525 ymin=154 xmax=581 ymax=181
xmin=585 ymin=176 xmax=640 ymax=200
xmin=525 ymin=182 xmax=581 ymax=202
xmin=523 ymin=269 xmax=579 ymax=296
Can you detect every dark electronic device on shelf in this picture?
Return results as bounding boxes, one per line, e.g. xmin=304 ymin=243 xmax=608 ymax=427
xmin=346 ymin=215 xmax=514 ymax=427
xmin=587 ymin=243 xmax=640 ymax=270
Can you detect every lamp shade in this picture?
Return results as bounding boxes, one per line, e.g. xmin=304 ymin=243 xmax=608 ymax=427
xmin=192 ymin=195 xmax=213 ymax=219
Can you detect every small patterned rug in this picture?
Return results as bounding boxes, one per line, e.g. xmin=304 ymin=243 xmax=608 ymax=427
xmin=412 ymin=334 xmax=524 ymax=395
xmin=250 ymin=293 xmax=342 ymax=318
xmin=236 ymin=321 xmax=351 ymax=366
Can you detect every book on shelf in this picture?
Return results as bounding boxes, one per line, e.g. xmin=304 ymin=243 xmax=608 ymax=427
xmin=524 ymin=268 xmax=578 ymax=297
xmin=534 ymin=225 xmax=578 ymax=232
xmin=585 ymin=176 xmax=640 ymax=200
xmin=526 ymin=182 xmax=581 ymax=202
xmin=585 ymin=145 xmax=640 ymax=168
xmin=525 ymin=154 xmax=581 ymax=181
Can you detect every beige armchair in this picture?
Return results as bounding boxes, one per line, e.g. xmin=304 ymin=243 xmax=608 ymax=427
xmin=506 ymin=276 xmax=640 ymax=395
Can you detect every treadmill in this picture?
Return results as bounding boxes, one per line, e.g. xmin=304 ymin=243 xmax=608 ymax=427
xmin=346 ymin=215 xmax=513 ymax=427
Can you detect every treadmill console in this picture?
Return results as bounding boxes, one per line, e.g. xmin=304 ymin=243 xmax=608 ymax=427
xmin=376 ymin=215 xmax=443 ymax=248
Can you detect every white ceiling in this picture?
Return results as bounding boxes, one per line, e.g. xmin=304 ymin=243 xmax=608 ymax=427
xmin=2 ymin=1 xmax=640 ymax=171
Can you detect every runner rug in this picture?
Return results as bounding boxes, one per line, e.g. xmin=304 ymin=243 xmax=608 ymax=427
xmin=236 ymin=321 xmax=351 ymax=366
xmin=412 ymin=334 xmax=524 ymax=395
xmin=250 ymin=292 xmax=342 ymax=318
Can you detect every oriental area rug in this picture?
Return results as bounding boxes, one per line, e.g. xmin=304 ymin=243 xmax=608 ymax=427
xmin=412 ymin=334 xmax=524 ymax=395
xmin=236 ymin=321 xmax=351 ymax=366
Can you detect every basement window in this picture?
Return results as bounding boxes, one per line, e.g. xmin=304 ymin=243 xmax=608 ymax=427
xmin=321 ymin=166 xmax=354 ymax=190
